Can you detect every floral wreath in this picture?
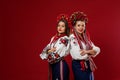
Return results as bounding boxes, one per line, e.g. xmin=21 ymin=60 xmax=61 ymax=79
xmin=57 ymin=14 xmax=69 ymax=22
xmin=57 ymin=14 xmax=72 ymax=29
xmin=70 ymin=11 xmax=88 ymax=26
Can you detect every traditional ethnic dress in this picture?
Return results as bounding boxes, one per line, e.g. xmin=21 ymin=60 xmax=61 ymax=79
xmin=40 ymin=34 xmax=70 ymax=80
xmin=69 ymin=30 xmax=100 ymax=80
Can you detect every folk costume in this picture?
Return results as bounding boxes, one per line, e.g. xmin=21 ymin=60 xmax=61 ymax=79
xmin=69 ymin=11 xmax=100 ymax=80
xmin=40 ymin=14 xmax=70 ymax=80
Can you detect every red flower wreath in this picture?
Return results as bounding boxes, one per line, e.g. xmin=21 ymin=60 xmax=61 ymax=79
xmin=57 ymin=14 xmax=72 ymax=28
xmin=57 ymin=14 xmax=69 ymax=22
xmin=70 ymin=11 xmax=88 ymax=26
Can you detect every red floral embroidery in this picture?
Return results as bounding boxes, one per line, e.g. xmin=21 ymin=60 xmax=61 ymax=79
xmin=55 ymin=53 xmax=59 ymax=58
xmin=60 ymin=39 xmax=66 ymax=44
xmin=60 ymin=38 xmax=68 ymax=46
xmin=48 ymin=55 xmax=52 ymax=60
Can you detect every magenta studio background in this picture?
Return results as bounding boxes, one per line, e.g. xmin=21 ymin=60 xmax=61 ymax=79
xmin=1 ymin=0 xmax=120 ymax=80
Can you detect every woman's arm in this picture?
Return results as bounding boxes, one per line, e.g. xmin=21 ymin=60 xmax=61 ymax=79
xmin=39 ymin=36 xmax=55 ymax=60
xmin=54 ymin=36 xmax=70 ymax=57
xmin=80 ymin=42 xmax=100 ymax=57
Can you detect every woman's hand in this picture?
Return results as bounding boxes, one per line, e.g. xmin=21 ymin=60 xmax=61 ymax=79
xmin=47 ymin=47 xmax=56 ymax=53
xmin=80 ymin=50 xmax=89 ymax=56
xmin=80 ymin=49 xmax=96 ymax=56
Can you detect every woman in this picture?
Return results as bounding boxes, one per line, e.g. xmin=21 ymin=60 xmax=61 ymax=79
xmin=40 ymin=14 xmax=70 ymax=80
xmin=69 ymin=11 xmax=100 ymax=80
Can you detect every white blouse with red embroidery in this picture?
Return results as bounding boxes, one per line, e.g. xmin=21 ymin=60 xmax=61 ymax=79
xmin=40 ymin=36 xmax=70 ymax=61
xmin=69 ymin=34 xmax=100 ymax=60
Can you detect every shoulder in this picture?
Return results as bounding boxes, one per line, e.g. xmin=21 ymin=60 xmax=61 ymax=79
xmin=50 ymin=36 xmax=54 ymax=40
xmin=49 ymin=36 xmax=55 ymax=43
xmin=61 ymin=35 xmax=69 ymax=40
xmin=59 ymin=36 xmax=69 ymax=44
xmin=69 ymin=34 xmax=74 ymax=37
xmin=69 ymin=34 xmax=75 ymax=40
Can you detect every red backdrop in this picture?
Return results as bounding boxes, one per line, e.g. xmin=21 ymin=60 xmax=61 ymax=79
xmin=1 ymin=0 xmax=120 ymax=80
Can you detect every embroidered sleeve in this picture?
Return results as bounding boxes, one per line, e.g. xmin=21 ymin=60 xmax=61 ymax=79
xmin=40 ymin=44 xmax=50 ymax=60
xmin=69 ymin=34 xmax=89 ymax=60
xmin=60 ymin=37 xmax=69 ymax=46
xmin=54 ymin=36 xmax=70 ymax=57
xmin=39 ymin=37 xmax=54 ymax=60
xmin=91 ymin=42 xmax=100 ymax=57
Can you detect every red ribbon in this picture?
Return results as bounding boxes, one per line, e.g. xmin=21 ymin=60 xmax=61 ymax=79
xmin=80 ymin=60 xmax=86 ymax=71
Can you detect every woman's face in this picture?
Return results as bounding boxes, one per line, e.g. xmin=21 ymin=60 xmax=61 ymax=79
xmin=74 ymin=21 xmax=86 ymax=34
xmin=57 ymin=21 xmax=66 ymax=34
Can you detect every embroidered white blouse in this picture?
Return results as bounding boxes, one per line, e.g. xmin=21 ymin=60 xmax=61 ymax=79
xmin=40 ymin=36 xmax=70 ymax=60
xmin=69 ymin=34 xmax=100 ymax=60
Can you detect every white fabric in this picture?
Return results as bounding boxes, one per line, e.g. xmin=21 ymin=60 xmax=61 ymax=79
xmin=69 ymin=34 xmax=100 ymax=60
xmin=40 ymin=36 xmax=70 ymax=60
